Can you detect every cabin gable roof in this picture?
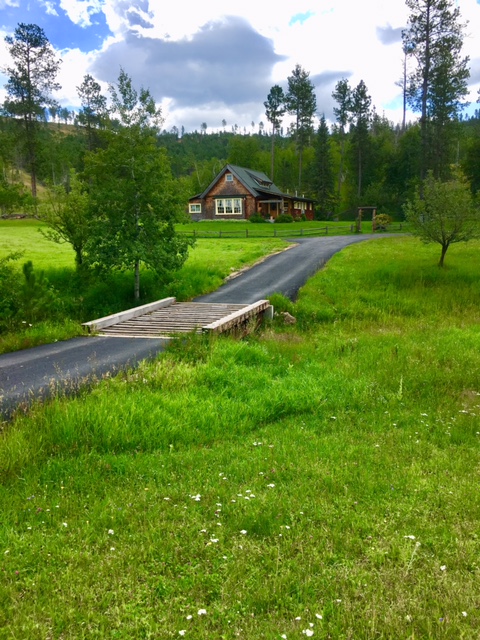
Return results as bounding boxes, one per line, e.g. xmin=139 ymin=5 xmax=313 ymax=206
xmin=191 ymin=164 xmax=315 ymax=205
xmin=197 ymin=164 xmax=283 ymax=200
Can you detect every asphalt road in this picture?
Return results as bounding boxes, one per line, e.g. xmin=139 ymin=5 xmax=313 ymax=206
xmin=196 ymin=234 xmax=388 ymax=303
xmin=0 ymin=335 xmax=170 ymax=418
xmin=0 ymin=234 xmax=394 ymax=417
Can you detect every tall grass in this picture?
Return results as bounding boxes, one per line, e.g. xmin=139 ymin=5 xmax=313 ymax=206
xmin=0 ymin=236 xmax=479 ymax=638
xmin=0 ymin=219 xmax=288 ymax=352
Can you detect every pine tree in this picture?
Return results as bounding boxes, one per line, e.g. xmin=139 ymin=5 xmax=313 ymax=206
xmin=264 ymin=85 xmax=286 ymax=180
xmin=402 ymin=0 xmax=470 ymax=180
xmin=2 ymin=23 xmax=61 ymax=197
xmin=312 ymin=115 xmax=335 ymax=219
xmin=332 ymin=78 xmax=352 ymax=206
xmin=286 ymin=65 xmax=317 ymax=190
xmin=350 ymin=80 xmax=372 ymax=199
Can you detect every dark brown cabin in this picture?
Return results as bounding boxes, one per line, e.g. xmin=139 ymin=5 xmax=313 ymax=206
xmin=188 ymin=164 xmax=315 ymax=221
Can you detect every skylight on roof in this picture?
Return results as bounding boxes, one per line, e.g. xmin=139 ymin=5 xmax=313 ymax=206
xmin=254 ymin=177 xmax=272 ymax=187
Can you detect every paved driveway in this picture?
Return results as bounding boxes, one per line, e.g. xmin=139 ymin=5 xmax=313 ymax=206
xmin=0 ymin=234 xmax=395 ymax=417
xmin=196 ymin=234 xmax=390 ymax=303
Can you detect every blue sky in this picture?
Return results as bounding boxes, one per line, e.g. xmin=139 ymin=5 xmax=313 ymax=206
xmin=1 ymin=1 xmax=111 ymax=50
xmin=1 ymin=0 xmax=480 ymax=132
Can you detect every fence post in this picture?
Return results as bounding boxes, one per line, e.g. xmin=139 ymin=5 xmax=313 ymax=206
xmin=301 ymin=228 xmax=303 ymax=236
xmin=274 ymin=228 xmax=277 ymax=237
xmin=326 ymin=226 xmax=328 ymax=235
xmin=219 ymin=231 xmax=222 ymax=238
xmin=246 ymin=229 xmax=248 ymax=238
xmin=193 ymin=229 xmax=196 ymax=238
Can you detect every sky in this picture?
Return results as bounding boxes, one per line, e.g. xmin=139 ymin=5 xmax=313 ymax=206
xmin=1 ymin=0 xmax=480 ymax=133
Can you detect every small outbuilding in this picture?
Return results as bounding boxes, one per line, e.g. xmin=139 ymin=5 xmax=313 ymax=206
xmin=188 ymin=164 xmax=315 ymax=221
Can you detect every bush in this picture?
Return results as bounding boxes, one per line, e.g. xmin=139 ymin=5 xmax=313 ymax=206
xmin=249 ymin=213 xmax=267 ymax=223
xmin=375 ymin=214 xmax=392 ymax=230
xmin=274 ymin=213 xmax=294 ymax=224
xmin=0 ymin=253 xmax=21 ymax=332
xmin=19 ymin=261 xmax=64 ymax=324
xmin=0 ymin=257 xmax=64 ymax=333
xmin=0 ymin=179 xmax=34 ymax=217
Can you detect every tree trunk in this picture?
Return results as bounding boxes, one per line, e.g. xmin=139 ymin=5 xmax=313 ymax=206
xmin=420 ymin=1 xmax=432 ymax=184
xmin=298 ymin=147 xmax=303 ymax=191
xmin=270 ymin=131 xmax=275 ymax=181
xmin=25 ymin=116 xmax=37 ymax=199
xmin=438 ymin=243 xmax=448 ymax=267
xmin=337 ymin=134 xmax=345 ymax=211
xmin=357 ymin=147 xmax=362 ymax=198
xmin=134 ymin=259 xmax=140 ymax=300
xmin=75 ymin=248 xmax=83 ymax=269
xmin=402 ymin=50 xmax=407 ymax=133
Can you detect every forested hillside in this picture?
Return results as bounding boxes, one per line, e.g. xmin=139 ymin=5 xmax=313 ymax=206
xmin=2 ymin=1 xmax=480 ymax=223
xmin=2 ymin=112 xmax=480 ymax=220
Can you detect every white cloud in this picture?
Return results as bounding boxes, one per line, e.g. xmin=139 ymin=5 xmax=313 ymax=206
xmin=90 ymin=0 xmax=414 ymax=126
xmin=56 ymin=48 xmax=108 ymax=107
xmin=3 ymin=0 xmax=479 ymax=129
xmin=40 ymin=0 xmax=59 ymax=16
xmin=60 ymin=0 xmax=104 ymax=28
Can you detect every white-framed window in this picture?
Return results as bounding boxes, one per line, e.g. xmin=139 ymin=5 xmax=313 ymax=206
xmin=215 ymin=198 xmax=242 ymax=215
xmin=189 ymin=203 xmax=201 ymax=213
xmin=294 ymin=201 xmax=307 ymax=211
xmin=225 ymin=173 xmax=233 ymax=182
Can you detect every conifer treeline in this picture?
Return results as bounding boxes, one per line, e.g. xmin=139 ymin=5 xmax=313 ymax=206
xmin=1 ymin=0 xmax=479 ymax=219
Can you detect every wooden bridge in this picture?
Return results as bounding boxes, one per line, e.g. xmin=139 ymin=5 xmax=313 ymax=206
xmin=83 ymin=297 xmax=273 ymax=339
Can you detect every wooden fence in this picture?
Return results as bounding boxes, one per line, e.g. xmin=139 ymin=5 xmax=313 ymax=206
xmin=178 ymin=224 xmax=405 ymax=239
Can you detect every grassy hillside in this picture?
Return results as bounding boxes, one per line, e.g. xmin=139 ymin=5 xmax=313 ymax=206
xmin=0 ymin=237 xmax=479 ymax=638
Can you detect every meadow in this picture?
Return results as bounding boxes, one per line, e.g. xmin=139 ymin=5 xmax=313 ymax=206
xmin=0 ymin=220 xmax=288 ymax=353
xmin=176 ymin=219 xmax=408 ymax=238
xmin=0 ymin=235 xmax=479 ymax=638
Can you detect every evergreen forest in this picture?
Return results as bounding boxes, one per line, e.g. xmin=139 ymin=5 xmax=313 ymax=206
xmin=1 ymin=0 xmax=480 ymax=224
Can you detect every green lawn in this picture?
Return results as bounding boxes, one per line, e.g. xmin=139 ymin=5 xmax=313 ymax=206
xmin=0 ymin=219 xmax=289 ymax=353
xmin=176 ymin=219 xmax=408 ymax=238
xmin=1 ymin=236 xmax=478 ymax=638
xmin=0 ymin=218 xmax=76 ymax=269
